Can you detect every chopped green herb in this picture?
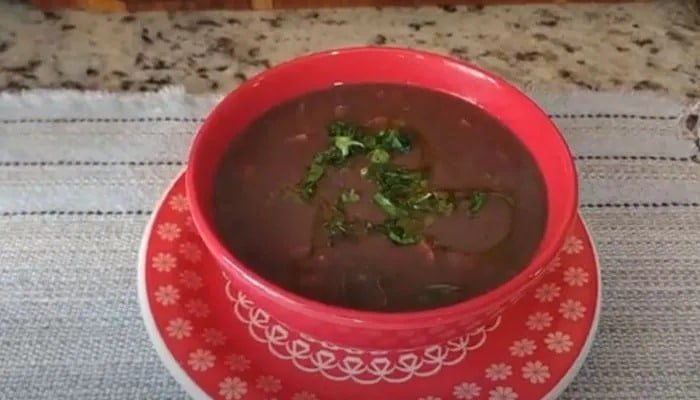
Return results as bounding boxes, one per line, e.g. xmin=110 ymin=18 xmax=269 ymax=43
xmin=376 ymin=128 xmax=412 ymax=153
xmin=365 ymin=164 xmax=427 ymax=197
xmin=313 ymin=148 xmax=344 ymax=166
xmin=360 ymin=134 xmax=378 ymax=149
xmin=306 ymin=163 xmax=325 ymax=182
xmin=324 ymin=189 xmax=366 ymax=239
xmin=296 ymin=119 xmax=506 ymax=247
xmin=300 ymin=162 xmax=325 ymax=199
xmin=468 ymin=191 xmax=487 ymax=214
xmin=407 ymin=191 xmax=456 ymax=216
xmin=333 ymin=136 xmax=365 ymax=158
xmin=368 ymin=148 xmax=390 ymax=164
xmin=373 ymin=192 xmax=402 ymax=217
xmin=340 ymin=188 xmax=360 ymax=204
xmin=383 ymin=218 xmax=422 ymax=245
xmin=328 ymin=120 xmax=362 ymax=138
xmin=324 ymin=214 xmax=349 ymax=238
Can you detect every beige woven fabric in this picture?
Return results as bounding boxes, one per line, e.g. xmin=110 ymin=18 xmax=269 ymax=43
xmin=0 ymin=88 xmax=698 ymax=399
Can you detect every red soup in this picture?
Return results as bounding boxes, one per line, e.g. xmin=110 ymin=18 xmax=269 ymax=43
xmin=212 ymin=83 xmax=547 ymax=312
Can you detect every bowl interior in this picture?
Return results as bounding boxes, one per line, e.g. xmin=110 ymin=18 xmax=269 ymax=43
xmin=186 ymin=46 xmax=577 ymax=326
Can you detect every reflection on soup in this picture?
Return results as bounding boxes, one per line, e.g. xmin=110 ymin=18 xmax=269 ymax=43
xmin=213 ymin=84 xmax=547 ymax=312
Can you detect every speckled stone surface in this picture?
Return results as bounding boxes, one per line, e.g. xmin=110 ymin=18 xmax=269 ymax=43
xmin=0 ymin=1 xmax=698 ymax=98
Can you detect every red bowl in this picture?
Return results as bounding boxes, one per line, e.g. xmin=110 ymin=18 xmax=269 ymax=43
xmin=186 ymin=46 xmax=578 ymax=350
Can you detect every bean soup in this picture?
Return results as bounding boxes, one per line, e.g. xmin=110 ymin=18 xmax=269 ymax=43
xmin=213 ymin=84 xmax=547 ymax=312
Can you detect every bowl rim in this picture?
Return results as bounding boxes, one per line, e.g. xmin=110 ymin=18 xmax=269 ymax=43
xmin=186 ymin=46 xmax=578 ymax=331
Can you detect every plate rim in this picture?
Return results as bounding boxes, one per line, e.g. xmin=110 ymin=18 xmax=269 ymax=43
xmin=138 ymin=169 xmax=601 ymax=400
xmin=541 ymin=216 xmax=601 ymax=400
xmin=138 ymin=169 xmax=211 ymax=400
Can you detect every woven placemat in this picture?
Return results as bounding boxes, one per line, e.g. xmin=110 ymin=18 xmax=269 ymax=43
xmin=0 ymin=88 xmax=698 ymax=399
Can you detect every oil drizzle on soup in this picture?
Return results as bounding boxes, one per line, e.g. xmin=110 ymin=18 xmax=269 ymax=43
xmin=213 ymin=84 xmax=547 ymax=312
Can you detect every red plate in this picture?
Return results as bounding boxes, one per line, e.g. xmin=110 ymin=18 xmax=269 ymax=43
xmin=138 ymin=171 xmax=600 ymax=400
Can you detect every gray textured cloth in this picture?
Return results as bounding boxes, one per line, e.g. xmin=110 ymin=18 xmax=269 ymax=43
xmin=0 ymin=88 xmax=699 ymax=400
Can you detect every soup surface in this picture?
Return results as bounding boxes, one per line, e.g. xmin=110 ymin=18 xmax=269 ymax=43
xmin=213 ymin=84 xmax=547 ymax=312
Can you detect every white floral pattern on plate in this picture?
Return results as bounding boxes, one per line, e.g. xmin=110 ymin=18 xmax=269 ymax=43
xmin=219 ymin=377 xmax=248 ymax=400
xmin=203 ymin=328 xmax=227 ymax=346
xmin=525 ymin=312 xmax=552 ymax=331
xmin=563 ymin=267 xmax=589 ymax=287
xmin=521 ymin=361 xmax=550 ymax=384
xmin=154 ymin=285 xmax=180 ymax=306
xmin=156 ymin=222 xmax=181 ymax=241
xmin=141 ymin=173 xmax=600 ymax=400
xmin=559 ymin=299 xmax=587 ymax=321
xmin=561 ymin=236 xmax=584 ymax=255
xmin=508 ymin=339 xmax=536 ymax=358
xmin=179 ymin=270 xmax=204 ymax=290
xmin=152 ymin=252 xmax=177 ymax=272
xmin=256 ymin=375 xmax=282 ymax=393
xmin=185 ymin=298 xmax=211 ymax=318
xmin=179 ymin=241 xmax=203 ymax=263
xmin=453 ymin=382 xmax=481 ymax=399
xmin=224 ymin=354 xmax=251 ymax=372
xmin=166 ymin=317 xmax=193 ymax=340
xmin=488 ymin=386 xmax=518 ymax=400
xmin=546 ymin=255 xmax=562 ymax=271
xmin=189 ymin=349 xmax=216 ymax=372
xmin=534 ymin=283 xmax=560 ymax=303
xmin=485 ymin=363 xmax=512 ymax=381
xmin=169 ymin=193 xmax=189 ymax=213
xmin=544 ymin=331 xmax=574 ymax=354
xmin=291 ymin=391 xmax=319 ymax=400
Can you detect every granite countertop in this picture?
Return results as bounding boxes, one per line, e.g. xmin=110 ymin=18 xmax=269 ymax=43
xmin=0 ymin=1 xmax=698 ymax=99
